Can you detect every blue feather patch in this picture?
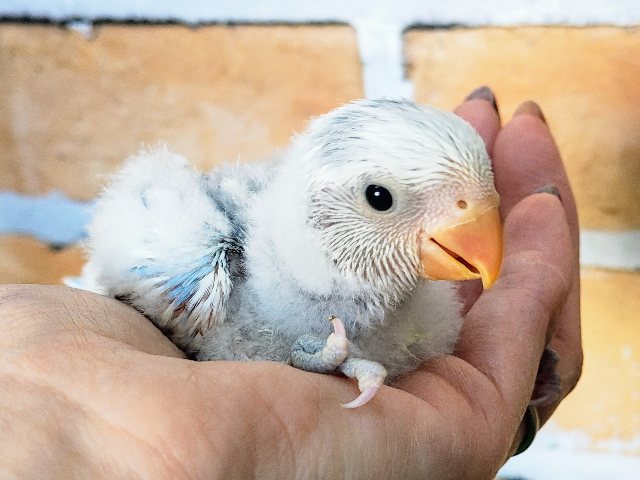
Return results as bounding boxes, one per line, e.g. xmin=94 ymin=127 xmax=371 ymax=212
xmin=129 ymin=257 xmax=213 ymax=307
xmin=163 ymin=256 xmax=214 ymax=307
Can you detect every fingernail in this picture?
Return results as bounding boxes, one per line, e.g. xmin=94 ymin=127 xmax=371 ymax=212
xmin=541 ymin=346 xmax=560 ymax=365
xmin=535 ymin=184 xmax=562 ymax=202
xmin=464 ymin=85 xmax=499 ymax=114
xmin=514 ymin=100 xmax=547 ymax=124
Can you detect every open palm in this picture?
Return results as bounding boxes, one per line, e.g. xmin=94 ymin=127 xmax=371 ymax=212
xmin=0 ymin=95 xmax=580 ymax=479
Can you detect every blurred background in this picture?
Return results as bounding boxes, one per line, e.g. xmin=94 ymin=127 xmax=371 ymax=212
xmin=1 ymin=1 xmax=639 ymax=477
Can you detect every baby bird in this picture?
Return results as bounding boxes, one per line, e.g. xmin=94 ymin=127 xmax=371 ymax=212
xmin=79 ymin=99 xmax=502 ymax=408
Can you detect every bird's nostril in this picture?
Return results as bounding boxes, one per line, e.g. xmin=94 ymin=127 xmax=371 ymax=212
xmin=457 ymin=200 xmax=468 ymax=209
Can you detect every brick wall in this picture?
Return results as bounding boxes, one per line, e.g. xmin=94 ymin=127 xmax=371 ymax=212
xmin=0 ymin=5 xmax=639 ymax=472
xmin=1 ymin=22 xmax=363 ymax=281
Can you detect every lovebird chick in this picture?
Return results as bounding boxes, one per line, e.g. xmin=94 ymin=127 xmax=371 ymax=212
xmin=79 ymin=99 xmax=503 ymax=408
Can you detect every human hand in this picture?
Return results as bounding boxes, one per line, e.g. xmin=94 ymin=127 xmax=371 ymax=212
xmin=449 ymin=87 xmax=582 ymax=453
xmin=454 ymin=87 xmax=582 ymax=426
xmin=0 ymin=89 xmax=580 ymax=479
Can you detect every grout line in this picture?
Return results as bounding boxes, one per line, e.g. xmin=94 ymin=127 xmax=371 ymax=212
xmin=580 ymin=230 xmax=640 ymax=271
xmin=0 ymin=191 xmax=93 ymax=245
xmin=2 ymin=191 xmax=640 ymax=271
xmin=1 ymin=1 xmax=640 ymax=26
xmin=354 ymin=19 xmax=413 ymax=99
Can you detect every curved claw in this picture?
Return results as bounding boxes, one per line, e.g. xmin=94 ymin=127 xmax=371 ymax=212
xmin=340 ymin=385 xmax=380 ymax=409
xmin=329 ymin=315 xmax=346 ymax=338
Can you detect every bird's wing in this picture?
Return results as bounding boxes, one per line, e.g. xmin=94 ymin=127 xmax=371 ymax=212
xmin=81 ymin=147 xmax=246 ymax=351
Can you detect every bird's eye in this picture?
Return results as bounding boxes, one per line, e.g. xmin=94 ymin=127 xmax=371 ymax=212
xmin=457 ymin=200 xmax=468 ymax=209
xmin=365 ymin=185 xmax=393 ymax=211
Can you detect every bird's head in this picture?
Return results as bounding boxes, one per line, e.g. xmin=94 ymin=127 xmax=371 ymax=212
xmin=289 ymin=99 xmax=502 ymax=304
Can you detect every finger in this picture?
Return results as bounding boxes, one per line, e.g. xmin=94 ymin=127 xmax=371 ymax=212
xmin=493 ymin=102 xmax=578 ymax=248
xmin=453 ymin=86 xmax=501 ymax=156
xmin=494 ymin=103 xmax=582 ymax=422
xmin=456 ymin=193 xmax=572 ymax=415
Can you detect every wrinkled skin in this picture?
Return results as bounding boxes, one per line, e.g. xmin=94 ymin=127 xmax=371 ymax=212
xmin=0 ymin=96 xmax=581 ymax=479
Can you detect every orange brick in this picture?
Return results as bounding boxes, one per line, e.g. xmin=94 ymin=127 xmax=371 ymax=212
xmin=0 ymin=235 xmax=85 ymax=285
xmin=551 ymin=269 xmax=640 ymax=449
xmin=0 ymin=24 xmax=363 ymax=200
xmin=406 ymin=27 xmax=640 ymax=231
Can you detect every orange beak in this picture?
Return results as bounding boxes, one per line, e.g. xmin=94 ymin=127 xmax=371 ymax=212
xmin=418 ymin=205 xmax=503 ymax=289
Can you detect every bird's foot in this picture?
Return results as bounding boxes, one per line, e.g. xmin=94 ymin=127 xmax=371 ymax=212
xmin=338 ymin=357 xmax=387 ymax=409
xmin=290 ymin=316 xmax=349 ymax=374
xmin=289 ymin=316 xmax=386 ymax=408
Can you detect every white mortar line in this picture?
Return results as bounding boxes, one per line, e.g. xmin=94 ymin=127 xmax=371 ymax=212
xmin=2 ymin=191 xmax=640 ymax=272
xmin=3 ymin=0 xmax=640 ymax=26
xmin=353 ymin=19 xmax=413 ymax=99
xmin=580 ymin=230 xmax=640 ymax=271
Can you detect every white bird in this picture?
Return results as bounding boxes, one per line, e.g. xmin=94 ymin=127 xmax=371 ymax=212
xmin=79 ymin=99 xmax=503 ymax=408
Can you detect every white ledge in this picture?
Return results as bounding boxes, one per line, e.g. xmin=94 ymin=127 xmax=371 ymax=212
xmin=2 ymin=0 xmax=640 ymax=26
xmin=580 ymin=230 xmax=640 ymax=271
xmin=2 ymin=191 xmax=640 ymax=272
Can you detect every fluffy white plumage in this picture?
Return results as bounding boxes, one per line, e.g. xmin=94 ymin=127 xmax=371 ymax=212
xmin=80 ymin=99 xmax=499 ymax=387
